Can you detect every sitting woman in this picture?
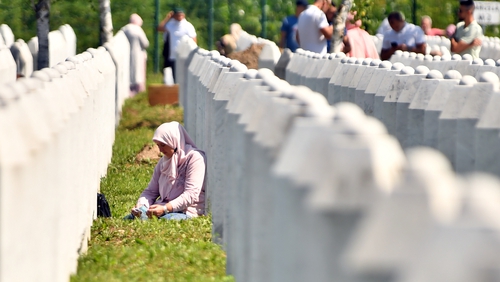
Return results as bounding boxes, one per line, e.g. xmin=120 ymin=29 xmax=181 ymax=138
xmin=125 ymin=121 xmax=206 ymax=220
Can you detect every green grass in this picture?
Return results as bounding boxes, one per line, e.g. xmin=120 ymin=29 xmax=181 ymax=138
xmin=71 ymin=73 xmax=233 ymax=281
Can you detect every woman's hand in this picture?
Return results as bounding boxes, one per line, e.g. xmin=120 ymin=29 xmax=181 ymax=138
xmin=131 ymin=206 xmax=142 ymax=217
xmin=147 ymin=204 xmax=166 ymax=218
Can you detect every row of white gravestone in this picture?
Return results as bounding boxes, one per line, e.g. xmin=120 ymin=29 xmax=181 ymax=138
xmin=0 ymin=24 xmax=77 ymax=78
xmin=175 ymin=36 xmax=500 ymax=282
xmin=286 ymin=49 xmax=500 ymax=176
xmin=371 ymin=34 xmax=500 ymax=61
xmin=0 ymin=24 xmax=132 ymax=280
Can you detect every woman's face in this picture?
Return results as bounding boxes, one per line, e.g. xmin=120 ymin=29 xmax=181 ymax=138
xmin=155 ymin=141 xmax=176 ymax=159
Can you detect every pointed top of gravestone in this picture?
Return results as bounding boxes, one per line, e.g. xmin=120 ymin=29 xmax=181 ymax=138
xmin=415 ymin=65 xmax=430 ymax=75
xmin=433 ymin=55 xmax=441 ymax=61
xmin=462 ymin=53 xmax=473 ymax=61
xmin=472 ymin=58 xmax=484 ymax=65
xmin=409 ymin=52 xmax=417 ymax=58
xmin=295 ymin=48 xmax=304 ymax=55
xmin=395 ymin=50 xmax=403 ymax=56
xmin=404 ymin=146 xmax=453 ymax=178
xmin=230 ymin=62 xmax=248 ymax=73
xmin=53 ymin=63 xmax=69 ymax=75
xmin=416 ymin=53 xmax=425 ymax=60
xmin=478 ymin=72 xmax=499 ymax=91
xmin=341 ymin=57 xmax=350 ymax=64
xmin=334 ymin=102 xmax=365 ymax=122
xmin=484 ymin=59 xmax=496 ymax=66
xmin=465 ymin=173 xmax=500 ymax=231
xmin=459 ymin=75 xmax=477 ymax=85
xmin=424 ymin=55 xmax=433 ymax=61
xmin=370 ymin=59 xmax=382 ymax=66
xmin=31 ymin=70 xmax=52 ymax=82
xmin=400 ymin=66 xmax=415 ymax=75
xmin=496 ymin=59 xmax=500 ymax=66
xmin=391 ymin=62 xmax=405 ymax=71
xmin=379 ymin=60 xmax=392 ymax=69
xmin=269 ymin=79 xmax=292 ymax=93
xmin=61 ymin=61 xmax=75 ymax=71
xmin=444 ymin=70 xmax=462 ymax=80
xmin=402 ymin=51 xmax=410 ymax=58
xmin=322 ymin=53 xmax=330 ymax=59
xmin=256 ymin=68 xmax=274 ymax=79
xmin=348 ymin=57 xmax=357 ymax=64
xmin=220 ymin=57 xmax=231 ymax=66
xmin=356 ymin=58 xmax=364 ymax=64
xmin=244 ymin=69 xmax=258 ymax=79
xmin=441 ymin=54 xmax=452 ymax=61
xmin=66 ymin=56 xmax=82 ymax=64
xmin=426 ymin=70 xmax=443 ymax=79
xmin=336 ymin=52 xmax=346 ymax=58
xmin=360 ymin=58 xmax=372 ymax=66
xmin=452 ymin=54 xmax=463 ymax=60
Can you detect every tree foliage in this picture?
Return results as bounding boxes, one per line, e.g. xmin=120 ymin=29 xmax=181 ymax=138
xmin=0 ymin=0 xmax=498 ymax=66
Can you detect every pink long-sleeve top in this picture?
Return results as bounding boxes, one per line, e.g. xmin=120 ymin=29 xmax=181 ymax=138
xmin=140 ymin=150 xmax=206 ymax=217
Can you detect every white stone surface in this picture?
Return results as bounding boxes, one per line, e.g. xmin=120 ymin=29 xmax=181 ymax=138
xmin=395 ymin=66 xmax=430 ymax=148
xmin=359 ymin=60 xmax=392 ymax=114
xmin=437 ymin=76 xmax=477 ymax=169
xmin=258 ymin=41 xmax=281 ymax=70
xmin=406 ymin=70 xmax=444 ymax=148
xmin=455 ymin=72 xmax=499 ymax=173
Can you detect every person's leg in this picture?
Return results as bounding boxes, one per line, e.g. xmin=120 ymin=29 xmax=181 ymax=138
xmin=169 ymin=60 xmax=176 ymax=83
xmin=123 ymin=213 xmax=135 ymax=220
xmin=159 ymin=212 xmax=192 ymax=221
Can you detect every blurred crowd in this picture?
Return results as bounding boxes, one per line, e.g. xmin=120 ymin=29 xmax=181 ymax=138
xmin=276 ymin=0 xmax=483 ymax=60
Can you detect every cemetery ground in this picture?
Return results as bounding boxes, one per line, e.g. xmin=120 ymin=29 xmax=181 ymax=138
xmin=71 ymin=72 xmax=233 ymax=281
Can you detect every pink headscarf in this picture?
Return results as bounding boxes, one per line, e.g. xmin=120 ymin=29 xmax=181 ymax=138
xmin=152 ymin=122 xmax=197 ymax=183
xmin=130 ymin=13 xmax=143 ymax=27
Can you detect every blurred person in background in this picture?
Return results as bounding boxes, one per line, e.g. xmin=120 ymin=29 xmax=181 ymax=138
xmin=344 ymin=11 xmax=379 ymax=58
xmin=421 ymin=15 xmax=446 ymax=36
xmin=121 ymin=13 xmax=149 ymax=96
xmin=297 ymin=0 xmax=333 ymax=54
xmin=450 ymin=0 xmax=483 ymax=59
xmin=157 ymin=7 xmax=197 ymax=82
xmin=280 ymin=0 xmax=309 ymax=52
xmin=380 ymin=11 xmax=426 ymax=60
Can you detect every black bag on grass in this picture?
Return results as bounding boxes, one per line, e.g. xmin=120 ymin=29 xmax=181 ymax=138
xmin=97 ymin=193 xmax=111 ymax=217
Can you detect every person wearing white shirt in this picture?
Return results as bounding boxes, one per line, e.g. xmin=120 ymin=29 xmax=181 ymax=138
xmin=297 ymin=0 xmax=333 ymax=55
xmin=380 ymin=11 xmax=427 ymax=60
xmin=157 ymin=7 xmax=197 ymax=81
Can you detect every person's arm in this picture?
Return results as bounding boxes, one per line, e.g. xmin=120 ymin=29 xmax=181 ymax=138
xmin=450 ymin=37 xmax=481 ymax=54
xmin=167 ymin=152 xmax=206 ymax=212
xmin=157 ymin=11 xmax=173 ymax=32
xmin=380 ymin=47 xmax=396 ymax=61
xmin=320 ymin=25 xmax=334 ymax=40
xmin=342 ymin=35 xmax=351 ymax=54
xmin=412 ymin=42 xmax=426 ymax=54
xmin=132 ymin=161 xmax=162 ymax=216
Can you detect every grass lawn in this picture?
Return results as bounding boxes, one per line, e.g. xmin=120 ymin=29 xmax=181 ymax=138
xmin=71 ymin=73 xmax=233 ymax=281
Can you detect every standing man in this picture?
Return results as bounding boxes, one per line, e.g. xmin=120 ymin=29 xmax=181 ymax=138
xmin=279 ymin=0 xmax=308 ymax=52
xmin=157 ymin=7 xmax=197 ymax=82
xmin=297 ymin=0 xmax=333 ymax=55
xmin=380 ymin=11 xmax=427 ymax=60
xmin=451 ymin=0 xmax=483 ymax=59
